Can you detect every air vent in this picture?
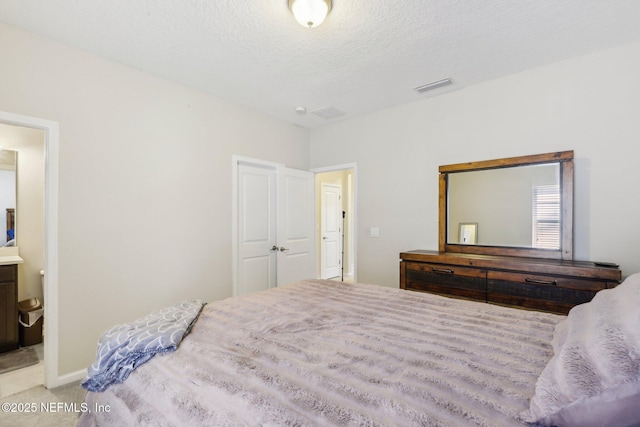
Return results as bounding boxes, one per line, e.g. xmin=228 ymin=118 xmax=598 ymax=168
xmin=311 ymin=106 xmax=345 ymax=119
xmin=414 ymin=78 xmax=452 ymax=93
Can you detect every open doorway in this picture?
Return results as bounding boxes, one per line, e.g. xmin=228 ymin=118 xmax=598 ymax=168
xmin=0 ymin=110 xmax=59 ymax=390
xmin=314 ymin=165 xmax=356 ymax=283
xmin=0 ymin=122 xmax=46 ymax=396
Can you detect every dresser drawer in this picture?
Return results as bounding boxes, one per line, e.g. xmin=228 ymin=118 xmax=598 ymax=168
xmin=400 ymin=251 xmax=621 ymax=315
xmin=404 ymin=261 xmax=487 ymax=302
xmin=487 ymin=270 xmax=606 ymax=314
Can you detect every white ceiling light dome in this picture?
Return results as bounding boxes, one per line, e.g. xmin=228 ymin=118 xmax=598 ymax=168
xmin=288 ymin=0 xmax=332 ymax=28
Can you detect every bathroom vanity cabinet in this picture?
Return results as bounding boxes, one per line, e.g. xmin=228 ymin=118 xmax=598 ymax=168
xmin=0 ymin=264 xmax=18 ymax=353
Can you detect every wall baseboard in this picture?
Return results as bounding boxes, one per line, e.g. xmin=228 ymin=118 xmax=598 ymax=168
xmin=52 ymin=369 xmax=86 ymax=389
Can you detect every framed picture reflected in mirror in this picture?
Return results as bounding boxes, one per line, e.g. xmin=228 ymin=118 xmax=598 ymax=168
xmin=459 ymin=223 xmax=477 ymax=245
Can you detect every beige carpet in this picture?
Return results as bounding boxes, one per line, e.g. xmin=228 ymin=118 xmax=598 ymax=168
xmin=0 ymin=347 xmax=38 ymax=375
xmin=0 ymin=381 xmax=86 ymax=427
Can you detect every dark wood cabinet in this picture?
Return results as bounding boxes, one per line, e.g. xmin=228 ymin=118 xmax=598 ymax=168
xmin=400 ymin=250 xmax=621 ymax=314
xmin=0 ymin=264 xmax=19 ymax=353
xmin=402 ymin=261 xmax=487 ymax=302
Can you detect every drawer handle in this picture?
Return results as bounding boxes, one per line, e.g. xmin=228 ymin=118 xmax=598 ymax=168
xmin=525 ymin=278 xmax=558 ymax=286
xmin=432 ymin=268 xmax=454 ymax=275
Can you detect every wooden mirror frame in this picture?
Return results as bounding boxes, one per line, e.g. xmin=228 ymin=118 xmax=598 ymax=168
xmin=439 ymin=150 xmax=574 ymax=260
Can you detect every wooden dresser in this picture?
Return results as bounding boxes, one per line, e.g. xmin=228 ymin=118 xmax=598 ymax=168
xmin=0 ymin=264 xmax=19 ymax=353
xmin=400 ymin=250 xmax=621 ymax=314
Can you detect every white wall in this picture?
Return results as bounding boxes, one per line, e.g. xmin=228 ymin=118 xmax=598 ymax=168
xmin=310 ymin=40 xmax=640 ymax=287
xmin=15 ymin=133 xmax=45 ymax=303
xmin=0 ymin=22 xmax=309 ymax=377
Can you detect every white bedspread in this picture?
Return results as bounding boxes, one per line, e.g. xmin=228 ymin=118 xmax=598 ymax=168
xmin=78 ymin=279 xmax=562 ymax=426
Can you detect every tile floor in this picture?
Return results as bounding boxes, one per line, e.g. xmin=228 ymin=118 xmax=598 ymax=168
xmin=0 ymin=343 xmax=44 ymax=398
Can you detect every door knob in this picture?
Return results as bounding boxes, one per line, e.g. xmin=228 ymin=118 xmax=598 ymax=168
xmin=279 ymin=247 xmax=289 ymax=252
xmin=270 ymin=245 xmax=278 ymax=252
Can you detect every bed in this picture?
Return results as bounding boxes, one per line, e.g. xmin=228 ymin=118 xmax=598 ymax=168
xmin=77 ymin=275 xmax=640 ymax=427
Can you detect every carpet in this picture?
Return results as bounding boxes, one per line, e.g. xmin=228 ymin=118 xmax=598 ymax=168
xmin=0 ymin=347 xmax=39 ymax=375
xmin=0 ymin=381 xmax=86 ymax=427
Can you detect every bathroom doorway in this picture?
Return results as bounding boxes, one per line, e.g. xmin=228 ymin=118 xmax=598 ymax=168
xmin=0 ymin=110 xmax=59 ymax=390
xmin=0 ymin=122 xmax=46 ymax=395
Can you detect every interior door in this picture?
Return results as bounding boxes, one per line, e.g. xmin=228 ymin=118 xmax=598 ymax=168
xmin=320 ymin=183 xmax=342 ymax=279
xmin=235 ymin=161 xmax=315 ymax=295
xmin=276 ymin=168 xmax=315 ymax=286
xmin=237 ymin=163 xmax=277 ymax=295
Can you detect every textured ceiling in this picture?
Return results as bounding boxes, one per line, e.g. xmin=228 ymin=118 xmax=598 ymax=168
xmin=2 ymin=1 xmax=640 ymax=128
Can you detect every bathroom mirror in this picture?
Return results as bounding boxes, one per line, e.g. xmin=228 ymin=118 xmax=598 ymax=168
xmin=439 ymin=151 xmax=574 ymax=260
xmin=0 ymin=149 xmax=17 ymax=247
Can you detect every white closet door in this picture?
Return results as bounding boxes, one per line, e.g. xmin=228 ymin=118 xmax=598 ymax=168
xmin=235 ymin=162 xmax=315 ymax=296
xmin=237 ymin=163 xmax=277 ymax=295
xmin=276 ymin=167 xmax=315 ymax=286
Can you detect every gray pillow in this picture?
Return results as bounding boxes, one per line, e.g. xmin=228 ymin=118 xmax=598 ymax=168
xmin=525 ymin=273 xmax=640 ymax=427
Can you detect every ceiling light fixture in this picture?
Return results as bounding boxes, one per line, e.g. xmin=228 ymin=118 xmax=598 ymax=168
xmin=288 ymin=0 xmax=332 ymax=28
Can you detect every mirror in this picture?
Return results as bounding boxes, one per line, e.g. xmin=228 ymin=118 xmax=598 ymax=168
xmin=0 ymin=149 xmax=17 ymax=247
xmin=448 ymin=163 xmax=560 ymax=247
xmin=439 ymin=151 xmax=573 ymax=260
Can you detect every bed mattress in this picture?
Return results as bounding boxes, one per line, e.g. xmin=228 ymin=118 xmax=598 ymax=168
xmin=78 ymin=279 xmax=563 ymax=426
